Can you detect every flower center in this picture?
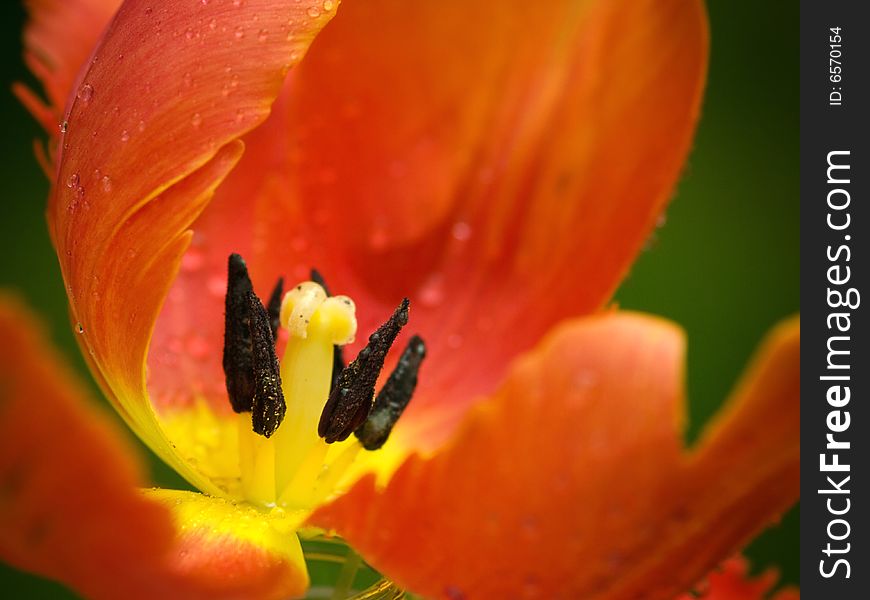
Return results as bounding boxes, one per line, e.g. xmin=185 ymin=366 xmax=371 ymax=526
xmin=221 ymin=254 xmax=424 ymax=509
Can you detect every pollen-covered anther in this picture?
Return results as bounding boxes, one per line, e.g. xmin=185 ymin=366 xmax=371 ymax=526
xmin=248 ymin=293 xmax=286 ymax=437
xmin=223 ymin=253 xmax=256 ymax=413
xmin=355 ymin=334 xmax=426 ymax=450
xmin=318 ymin=298 xmax=410 ymax=444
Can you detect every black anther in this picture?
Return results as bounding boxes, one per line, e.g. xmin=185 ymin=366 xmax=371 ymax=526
xmin=355 ymin=335 xmax=426 ymax=450
xmin=266 ymin=277 xmax=284 ymax=343
xmin=318 ymin=298 xmax=410 ymax=443
xmin=310 ymin=268 xmax=331 ymax=296
xmin=248 ymin=292 xmax=286 ymax=437
xmin=223 ymin=254 xmax=256 ymax=413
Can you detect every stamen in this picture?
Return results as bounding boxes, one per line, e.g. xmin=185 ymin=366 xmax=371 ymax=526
xmin=318 ymin=298 xmax=410 ymax=444
xmin=223 ymin=254 xmax=255 ymax=413
xmin=309 ymin=268 xmax=346 ymax=393
xmin=309 ymin=268 xmax=331 ymax=296
xmin=355 ymin=335 xmax=426 ymax=450
xmin=266 ymin=277 xmax=284 ymax=343
xmin=248 ymin=293 xmax=286 ymax=437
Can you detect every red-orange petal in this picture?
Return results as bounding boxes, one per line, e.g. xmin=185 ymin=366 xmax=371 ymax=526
xmin=0 ymin=293 xmax=174 ymax=598
xmin=678 ymin=557 xmax=799 ymax=600
xmin=309 ymin=314 xmax=799 ymax=600
xmin=40 ymin=0 xmax=342 ymax=490
xmin=149 ymin=0 xmax=709 ymax=445
xmin=0 ymin=294 xmax=311 ymax=600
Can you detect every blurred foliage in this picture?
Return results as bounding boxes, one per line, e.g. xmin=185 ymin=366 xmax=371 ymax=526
xmin=0 ymin=0 xmax=798 ymax=596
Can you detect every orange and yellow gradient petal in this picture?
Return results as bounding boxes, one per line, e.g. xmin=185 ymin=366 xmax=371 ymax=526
xmin=310 ymin=314 xmax=799 ymax=599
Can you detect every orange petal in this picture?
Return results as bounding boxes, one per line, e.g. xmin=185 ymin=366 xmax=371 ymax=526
xmin=309 ymin=314 xmax=799 ymax=600
xmin=678 ymin=557 xmax=798 ymax=600
xmin=149 ymin=0 xmax=709 ymax=445
xmin=18 ymin=0 xmax=121 ymax=129
xmin=0 ymin=293 xmax=173 ymax=598
xmin=0 ymin=294 xmax=311 ymax=599
xmin=40 ymin=0 xmax=341 ymax=491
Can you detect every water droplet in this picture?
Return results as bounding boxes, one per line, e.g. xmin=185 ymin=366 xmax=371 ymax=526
xmin=208 ymin=18 xmax=217 ymax=30
xmin=234 ymin=26 xmax=245 ymax=39
xmin=656 ymin=212 xmax=667 ymax=228
xmin=77 ymin=83 xmax=94 ymax=103
xmin=520 ymin=516 xmax=540 ymax=538
xmin=66 ymin=173 xmax=80 ymax=189
xmin=307 ymin=6 xmax=321 ymax=18
xmin=368 ymin=226 xmax=390 ymax=250
xmin=257 ymin=29 xmax=268 ymax=42
xmin=418 ymin=275 xmax=444 ymax=307
xmin=185 ymin=27 xmax=196 ymax=40
xmin=444 ymin=586 xmax=465 ymax=600
xmin=233 ymin=0 xmax=244 ymax=6
xmin=101 ymin=175 xmax=112 ymax=192
xmin=200 ymin=0 xmax=211 ymax=5
xmin=183 ymin=72 xmax=193 ymax=87
xmin=322 ymin=0 xmax=334 ymax=10
xmin=186 ymin=335 xmax=210 ymax=359
xmin=191 ymin=112 xmax=202 ymax=127
xmin=137 ymin=120 xmax=146 ymax=132
xmin=181 ymin=249 xmax=204 ymax=272
xmin=451 ymin=221 xmax=472 ymax=241
xmin=76 ymin=323 xmax=84 ymax=334
xmin=120 ymin=130 xmax=130 ymax=142
xmin=521 ymin=575 xmax=541 ymax=598
xmin=207 ymin=276 xmax=226 ymax=297
xmin=59 ymin=121 xmax=69 ymax=133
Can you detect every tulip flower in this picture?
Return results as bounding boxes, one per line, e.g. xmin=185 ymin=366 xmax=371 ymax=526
xmin=1 ymin=0 xmax=799 ymax=598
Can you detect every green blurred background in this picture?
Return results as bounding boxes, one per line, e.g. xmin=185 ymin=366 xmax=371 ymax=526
xmin=0 ymin=0 xmax=798 ymax=597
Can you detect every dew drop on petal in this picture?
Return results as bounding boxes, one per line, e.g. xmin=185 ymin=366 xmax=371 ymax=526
xmin=207 ymin=276 xmax=226 ymax=297
xmin=257 ymin=29 xmax=268 ymax=42
xmin=186 ymin=335 xmax=211 ymax=359
xmin=191 ymin=112 xmax=202 ymax=127
xmin=181 ymin=249 xmax=204 ymax=272
xmin=234 ymin=26 xmax=245 ymax=39
xmin=444 ymin=586 xmax=466 ymax=600
xmin=101 ymin=175 xmax=112 ymax=192
xmin=418 ymin=275 xmax=444 ymax=307
xmin=451 ymin=221 xmax=472 ymax=241
xmin=120 ymin=130 xmax=130 ymax=142
xmin=656 ymin=212 xmax=668 ymax=228
xmin=59 ymin=121 xmax=69 ymax=133
xmin=66 ymin=173 xmax=80 ymax=189
xmin=76 ymin=323 xmax=85 ymax=334
xmin=77 ymin=83 xmax=94 ymax=104
xmin=323 ymin=0 xmax=334 ymax=10
xmin=307 ymin=6 xmax=321 ymax=18
xmin=368 ymin=227 xmax=389 ymax=250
